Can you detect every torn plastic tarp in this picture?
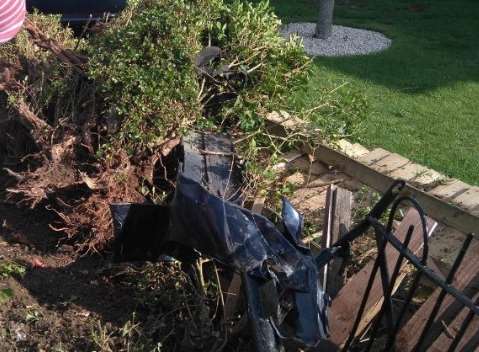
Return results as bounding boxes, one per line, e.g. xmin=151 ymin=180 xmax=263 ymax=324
xmin=111 ymin=133 xmax=330 ymax=350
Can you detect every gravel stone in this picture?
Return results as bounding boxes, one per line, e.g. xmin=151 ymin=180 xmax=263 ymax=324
xmin=280 ymin=23 xmax=392 ymax=57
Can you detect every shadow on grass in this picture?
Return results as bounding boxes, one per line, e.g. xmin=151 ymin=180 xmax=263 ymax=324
xmin=269 ymin=0 xmax=479 ymax=93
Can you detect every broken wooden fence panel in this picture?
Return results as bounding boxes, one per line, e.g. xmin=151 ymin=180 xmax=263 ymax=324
xmin=396 ymin=239 xmax=479 ymax=351
xmin=323 ymin=208 xmax=437 ymax=349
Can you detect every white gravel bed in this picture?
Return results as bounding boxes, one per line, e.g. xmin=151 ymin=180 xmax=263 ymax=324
xmin=280 ymin=23 xmax=392 ymax=57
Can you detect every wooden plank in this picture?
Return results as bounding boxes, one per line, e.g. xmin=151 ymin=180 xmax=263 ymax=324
xmin=313 ymin=144 xmax=479 ymax=235
xmin=429 ymin=293 xmax=479 ymax=352
xmin=272 ymin=151 xmax=329 ymax=176
xmin=320 ymin=185 xmax=352 ymax=298
xmin=182 ymin=132 xmax=207 ymax=186
xmin=390 ymin=163 xmax=444 ymax=188
xmin=251 ymin=196 xmax=266 ymax=214
xmin=358 ymin=148 xmax=391 ymax=165
xmin=410 ymin=167 xmax=444 ymax=188
xmin=272 ymin=150 xmax=304 ymax=172
xmin=289 ymin=156 xmax=329 ymax=176
xmin=281 ymin=150 xmax=305 ymax=163
xmin=430 ymin=180 xmax=470 ymax=200
xmin=352 ymin=143 xmax=370 ymax=157
xmin=203 ymin=133 xmax=240 ymax=200
xmin=337 ymin=139 xmax=369 ymax=159
xmin=396 ymin=239 xmax=479 ymax=351
xmin=223 ymin=273 xmax=242 ymax=322
xmin=326 ymin=209 xmax=437 ymax=348
xmin=453 ymin=187 xmax=479 ymax=215
xmin=389 ymin=162 xmax=425 ymax=181
xmin=265 ymin=110 xmax=305 ymax=130
xmin=371 ymin=153 xmax=410 ymax=175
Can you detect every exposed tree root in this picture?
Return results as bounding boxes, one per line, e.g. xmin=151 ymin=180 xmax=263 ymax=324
xmin=23 ymin=18 xmax=87 ymax=75
xmin=0 ymin=16 xmax=112 ymax=251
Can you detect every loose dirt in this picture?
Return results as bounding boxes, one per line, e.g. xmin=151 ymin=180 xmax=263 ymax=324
xmin=0 ymin=202 xmax=140 ymax=351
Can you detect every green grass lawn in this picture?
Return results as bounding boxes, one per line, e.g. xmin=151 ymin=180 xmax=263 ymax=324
xmin=267 ymin=0 xmax=479 ymax=185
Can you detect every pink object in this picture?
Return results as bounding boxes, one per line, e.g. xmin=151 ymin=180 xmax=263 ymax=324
xmin=30 ymin=257 xmax=46 ymax=269
xmin=0 ymin=0 xmax=26 ymax=43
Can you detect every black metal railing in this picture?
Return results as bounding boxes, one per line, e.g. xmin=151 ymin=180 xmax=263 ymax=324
xmin=322 ymin=180 xmax=478 ymax=351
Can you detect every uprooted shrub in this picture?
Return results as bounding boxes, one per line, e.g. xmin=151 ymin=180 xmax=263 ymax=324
xmin=88 ymin=0 xmax=312 ymax=151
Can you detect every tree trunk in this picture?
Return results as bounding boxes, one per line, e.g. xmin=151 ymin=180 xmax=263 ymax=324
xmin=315 ymin=0 xmax=335 ymax=39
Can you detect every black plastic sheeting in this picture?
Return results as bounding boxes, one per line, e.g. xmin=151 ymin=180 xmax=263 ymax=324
xmin=111 ymin=134 xmax=330 ymax=350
